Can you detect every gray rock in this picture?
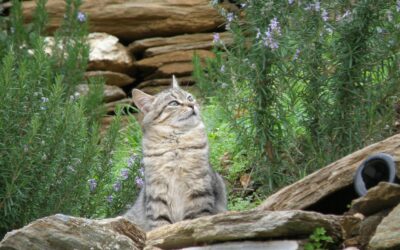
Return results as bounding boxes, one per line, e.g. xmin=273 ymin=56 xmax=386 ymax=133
xmin=104 ymin=85 xmax=127 ymax=103
xmin=368 ymin=203 xmax=400 ymax=250
xmin=75 ymin=84 xmax=127 ymax=103
xmin=0 ymin=215 xmax=145 ymax=250
xmin=349 ymin=182 xmax=400 ymax=216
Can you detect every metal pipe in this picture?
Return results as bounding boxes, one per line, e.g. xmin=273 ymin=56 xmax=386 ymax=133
xmin=353 ymin=153 xmax=397 ymax=197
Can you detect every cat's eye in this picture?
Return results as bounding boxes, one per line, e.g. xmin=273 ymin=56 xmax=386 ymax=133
xmin=187 ymin=95 xmax=194 ymax=102
xmin=168 ymin=100 xmax=180 ymax=106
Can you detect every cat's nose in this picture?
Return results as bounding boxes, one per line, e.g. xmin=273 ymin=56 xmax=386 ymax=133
xmin=186 ymin=103 xmax=194 ymax=109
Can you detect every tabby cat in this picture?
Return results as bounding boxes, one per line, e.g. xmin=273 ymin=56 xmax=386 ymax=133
xmin=124 ymin=76 xmax=227 ymax=231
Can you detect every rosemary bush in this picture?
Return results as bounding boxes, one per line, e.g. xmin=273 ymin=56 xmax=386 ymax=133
xmin=0 ymin=0 xmax=139 ymax=237
xmin=195 ymin=0 xmax=400 ymax=198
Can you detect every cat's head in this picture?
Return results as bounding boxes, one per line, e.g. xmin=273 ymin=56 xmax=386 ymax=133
xmin=132 ymin=76 xmax=201 ymax=130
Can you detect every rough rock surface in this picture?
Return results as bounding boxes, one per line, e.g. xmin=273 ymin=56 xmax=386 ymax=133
xmin=22 ymin=0 xmax=225 ymax=41
xmin=357 ymin=209 xmax=391 ymax=249
xmin=368 ymin=203 xmax=400 ymax=250
xmin=129 ymin=32 xmax=232 ymax=55
xmin=0 ymin=214 xmax=145 ymax=250
xmin=348 ymin=182 xmax=400 ymax=216
xmin=103 ymin=85 xmax=127 ymax=103
xmin=87 ymin=33 xmax=134 ymax=74
xmin=135 ymin=50 xmax=214 ymax=72
xmin=146 ymin=209 xmax=360 ymax=249
xmin=85 ymin=71 xmax=135 ymax=87
xmin=144 ymin=62 xmax=194 ymax=80
xmin=143 ymin=40 xmax=228 ymax=57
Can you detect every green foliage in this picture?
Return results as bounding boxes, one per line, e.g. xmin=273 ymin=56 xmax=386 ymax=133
xmin=304 ymin=227 xmax=334 ymax=250
xmin=0 ymin=0 xmax=137 ymax=237
xmin=195 ymin=0 xmax=400 ymax=198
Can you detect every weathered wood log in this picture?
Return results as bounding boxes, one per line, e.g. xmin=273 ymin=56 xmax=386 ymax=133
xmin=258 ymin=133 xmax=400 ymax=211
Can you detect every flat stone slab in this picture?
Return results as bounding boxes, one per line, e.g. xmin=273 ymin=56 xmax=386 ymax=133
xmin=0 ymin=215 xmax=145 ymax=250
xmin=128 ymin=32 xmax=232 ymax=55
xmin=181 ymin=240 xmax=303 ymax=250
xmin=146 ymin=209 xmax=360 ymax=249
xmin=349 ymin=182 xmax=400 ymax=216
xmin=85 ymin=71 xmax=135 ymax=87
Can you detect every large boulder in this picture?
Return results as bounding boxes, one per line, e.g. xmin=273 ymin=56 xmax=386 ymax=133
xmin=87 ymin=33 xmax=134 ymax=74
xmin=0 ymin=214 xmax=145 ymax=250
xmin=22 ymin=0 xmax=226 ymax=41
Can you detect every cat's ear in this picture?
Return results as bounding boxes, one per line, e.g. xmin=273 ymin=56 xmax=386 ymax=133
xmin=172 ymin=75 xmax=179 ymax=89
xmin=132 ymin=89 xmax=155 ymax=114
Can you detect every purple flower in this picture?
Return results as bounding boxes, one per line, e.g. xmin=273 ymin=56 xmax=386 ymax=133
xmin=212 ymin=33 xmax=220 ymax=44
xmin=315 ymin=1 xmax=320 ymax=11
xmin=107 ymin=195 xmax=113 ymax=203
xmin=288 ymin=0 xmax=294 ymax=5
xmin=135 ymin=176 xmax=144 ymax=188
xmin=227 ymin=12 xmax=234 ymax=22
xmin=321 ymin=9 xmax=328 ymax=21
xmin=220 ymin=65 xmax=225 ymax=73
xmin=127 ymin=154 xmax=138 ymax=168
xmin=260 ymin=18 xmax=281 ymax=50
xmin=340 ymin=10 xmax=351 ymax=21
xmin=269 ymin=18 xmax=281 ymax=35
xmin=77 ymin=12 xmax=86 ymax=23
xmin=41 ymin=97 xmax=49 ymax=103
xmin=139 ymin=167 xmax=145 ymax=177
xmin=88 ymin=179 xmax=97 ymax=192
xmin=113 ymin=181 xmax=122 ymax=192
xmin=120 ymin=169 xmax=129 ymax=180
xmin=293 ymin=49 xmax=301 ymax=61
xmin=397 ymin=0 xmax=400 ymax=12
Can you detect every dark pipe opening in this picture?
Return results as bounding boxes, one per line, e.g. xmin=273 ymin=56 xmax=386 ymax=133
xmin=361 ymin=159 xmax=392 ymax=189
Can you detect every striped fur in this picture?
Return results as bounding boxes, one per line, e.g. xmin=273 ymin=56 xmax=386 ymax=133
xmin=124 ymin=80 xmax=227 ymax=231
